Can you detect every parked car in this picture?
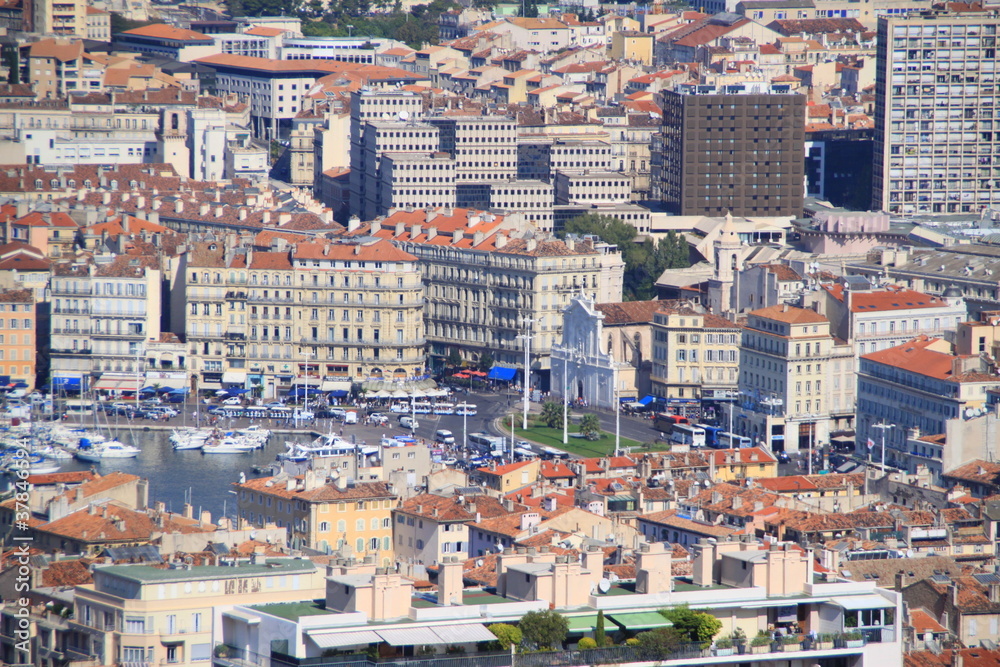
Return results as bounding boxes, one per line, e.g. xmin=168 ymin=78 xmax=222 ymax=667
xmin=399 ymin=415 xmax=419 ymax=430
xmin=222 ymin=397 xmax=242 ymax=405
xmin=264 ymin=401 xmax=284 ymax=409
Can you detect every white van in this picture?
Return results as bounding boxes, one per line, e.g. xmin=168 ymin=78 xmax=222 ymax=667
xmin=435 ymin=429 xmax=455 ymax=445
xmin=344 ymin=410 xmax=358 ymax=424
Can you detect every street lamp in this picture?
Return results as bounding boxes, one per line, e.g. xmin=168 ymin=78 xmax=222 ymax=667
xmin=872 ymin=422 xmax=895 ymax=472
xmin=134 ymin=345 xmax=145 ymax=409
xmin=515 ymin=317 xmax=534 ymax=430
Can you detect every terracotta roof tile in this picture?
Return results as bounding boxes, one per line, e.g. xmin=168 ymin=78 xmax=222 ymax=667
xmin=122 ymin=24 xmax=212 ymax=42
xmin=749 ymin=304 xmax=828 ymax=324
xmin=235 ymin=476 xmax=396 ymax=503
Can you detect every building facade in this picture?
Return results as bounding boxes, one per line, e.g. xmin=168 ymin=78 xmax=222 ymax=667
xmin=658 ymin=84 xmax=806 ymax=217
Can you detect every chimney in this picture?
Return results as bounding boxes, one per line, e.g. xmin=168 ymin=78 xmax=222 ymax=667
xmin=214 ymin=206 xmax=224 ymax=218
xmin=452 ymin=229 xmax=462 ymax=244
xmin=199 ymin=203 xmax=209 ymax=216
xmin=182 ymin=503 xmax=194 ymax=519
xmin=262 ymin=211 xmax=271 ymax=225
xmin=395 ymin=222 xmax=405 ymax=236
xmin=348 ymin=215 xmax=361 ymax=232
xmin=200 ymin=510 xmax=212 ymax=526
xmin=427 ymin=226 xmax=437 ymax=241
xmin=410 ymin=224 xmax=421 ymax=238
xmin=174 ymin=200 xmax=184 ymax=214
xmin=438 ymin=556 xmax=464 ymax=605
xmin=238 ymin=208 xmax=247 ymax=221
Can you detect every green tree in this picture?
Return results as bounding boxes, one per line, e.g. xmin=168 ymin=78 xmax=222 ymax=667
xmin=660 ymin=605 xmax=722 ymax=645
xmin=594 ymin=610 xmax=607 ymax=648
xmin=446 ymin=348 xmax=463 ymax=368
xmin=635 ymin=627 xmax=685 ymax=657
xmin=561 ymin=214 xmax=687 ymax=301
xmin=4 ymin=50 xmax=18 ymax=85
xmin=577 ymin=637 xmax=597 ymax=649
xmin=519 ymin=609 xmax=568 ymax=650
xmin=523 ymin=0 xmax=538 ymax=16
xmin=477 ymin=352 xmax=494 ymax=373
xmin=486 ymin=623 xmax=522 ymax=650
xmin=540 ymin=401 xmax=564 ymax=429
xmin=579 ymin=413 xmax=602 ymax=439
xmin=110 ymin=12 xmax=154 ymax=33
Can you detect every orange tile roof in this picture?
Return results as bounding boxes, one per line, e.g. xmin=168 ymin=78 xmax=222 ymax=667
xmin=195 ymin=54 xmax=355 ymax=74
xmin=291 ymin=239 xmax=417 ymax=263
xmin=122 ymin=24 xmax=212 ymax=42
xmin=756 ymin=476 xmax=819 ymax=492
xmin=540 ymin=460 xmax=575 ymax=478
xmin=28 ymin=39 xmax=84 ymax=62
xmin=477 ymin=460 xmax=536 ymax=476
xmin=861 ymin=336 xmax=986 ymax=382
xmin=244 ymin=26 xmax=286 ymax=36
xmin=236 ymin=476 xmax=396 ymax=502
xmin=707 ymin=447 xmax=777 ymax=465
xmin=847 ymin=288 xmax=948 ymax=313
xmin=749 ymin=304 xmax=828 ymax=325
xmin=27 ymin=470 xmax=98 ymax=486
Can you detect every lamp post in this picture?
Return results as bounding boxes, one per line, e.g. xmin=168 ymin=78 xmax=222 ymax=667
xmin=559 ymin=345 xmax=579 ymax=446
xmin=614 ymin=361 xmax=621 ymax=458
xmin=516 ymin=317 xmax=534 ymax=430
xmin=135 ymin=345 xmax=144 ymax=409
xmin=872 ymin=422 xmax=895 ymax=472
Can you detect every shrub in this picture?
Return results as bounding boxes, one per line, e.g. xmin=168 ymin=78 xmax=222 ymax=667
xmin=750 ymin=635 xmax=772 ymax=647
xmin=595 ymin=610 xmax=607 ymax=647
xmin=844 ymin=631 xmax=863 ymax=641
xmin=577 ymin=637 xmax=598 ymax=650
xmin=519 ymin=610 xmax=569 ymax=650
xmin=625 ymin=638 xmax=640 ymax=647
xmin=781 ymin=635 xmax=801 ymax=645
xmin=731 ymin=627 xmax=747 ymax=644
xmin=715 ymin=637 xmax=733 ymax=649
xmin=635 ymin=627 xmax=685 ymax=657
xmin=487 ymin=623 xmax=522 ymax=650
xmin=660 ymin=604 xmax=722 ymax=644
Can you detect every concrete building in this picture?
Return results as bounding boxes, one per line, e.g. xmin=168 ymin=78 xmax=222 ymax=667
xmin=553 ymin=170 xmax=631 ymax=206
xmin=873 ymin=12 xmax=1000 ymax=214
xmin=392 ymin=494 xmax=507 ymax=569
xmin=855 ymin=336 xmax=1000 ymax=466
xmin=378 ymin=153 xmax=457 ymax=217
xmin=658 ymin=83 xmax=806 ymax=217
xmin=114 ymin=24 xmax=218 ymax=62
xmin=489 ymin=180 xmax=555 ymax=231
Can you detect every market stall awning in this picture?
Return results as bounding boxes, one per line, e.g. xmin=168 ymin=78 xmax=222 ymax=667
xmin=608 ymin=612 xmax=672 ymax=630
xmin=487 ymin=366 xmax=517 ymax=381
xmin=309 ymin=630 xmax=380 ymax=648
xmin=93 ymin=377 xmax=123 ymax=391
xmin=430 ymin=624 xmax=497 ymax=644
xmin=375 ymin=627 xmax=442 ymax=646
xmin=292 ymin=377 xmax=321 ymax=386
xmin=144 ymin=375 xmax=188 ymax=390
xmin=565 ymin=615 xmax=600 ymax=632
xmin=638 ymin=395 xmax=656 ymax=406
xmin=321 ymin=380 xmax=353 ymax=393
xmin=222 ymin=371 xmax=247 ymax=385
xmin=830 ymin=595 xmax=894 ymax=610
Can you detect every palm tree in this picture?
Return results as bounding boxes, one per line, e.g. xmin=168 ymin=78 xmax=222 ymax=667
xmin=540 ymin=401 xmax=564 ymax=429
xmin=580 ymin=413 xmax=602 ymax=440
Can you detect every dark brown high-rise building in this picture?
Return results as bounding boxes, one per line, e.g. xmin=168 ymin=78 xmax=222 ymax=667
xmin=658 ymin=86 xmax=806 ymax=217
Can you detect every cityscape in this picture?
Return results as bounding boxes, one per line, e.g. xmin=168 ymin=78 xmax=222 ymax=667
xmin=0 ymin=1 xmax=1000 ymax=667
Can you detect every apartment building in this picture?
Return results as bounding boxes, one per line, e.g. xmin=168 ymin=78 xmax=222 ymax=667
xmin=235 ymin=472 xmax=398 ymax=557
xmin=115 ymin=24 xmax=218 ymax=62
xmin=735 ymin=304 xmax=852 ymax=452
xmin=489 ymin=180 xmax=555 ymax=231
xmin=66 ymin=557 xmax=325 ymax=667
xmin=31 ymin=0 xmax=86 ymax=37
xmin=392 ymin=494 xmax=508 ymax=567
xmin=0 ymin=289 xmax=36 ymax=390
xmin=553 ymin=170 xmax=631 ymax=205
xmin=649 ymin=305 xmax=741 ymax=403
xmin=356 ymin=208 xmax=624 ymax=386
xmin=184 ymin=237 xmax=425 ymax=397
xmin=809 ymin=279 xmax=967 ymax=356
xmin=873 ymin=12 xmax=1000 ymax=214
xmin=427 ymin=114 xmax=518 ymax=209
xmin=50 ymin=255 xmax=164 ymax=394
xmin=658 ymin=83 xmax=806 ymax=216
xmin=26 ymin=39 xmax=104 ymax=98
xmin=378 ymin=152 xmax=457 ymax=216
xmin=855 ymin=336 xmax=1000 ymax=466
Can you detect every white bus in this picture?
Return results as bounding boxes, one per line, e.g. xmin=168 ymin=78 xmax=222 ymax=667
xmin=432 ymin=403 xmax=455 ymax=415
xmin=670 ymin=424 xmax=706 ymax=448
xmin=455 ymin=403 xmax=478 ymax=416
xmin=718 ymin=432 xmax=753 ymax=448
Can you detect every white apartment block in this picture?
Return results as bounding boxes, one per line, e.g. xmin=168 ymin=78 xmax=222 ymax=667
xmin=359 ymin=120 xmax=440 ymax=221
xmin=553 ymin=170 xmax=631 ymax=205
xmin=427 ymin=114 xmax=518 ymax=208
xmin=873 ymin=13 xmax=1000 ymax=214
xmin=489 ymin=180 xmax=554 ymax=231
xmin=379 ymin=153 xmax=457 ymax=216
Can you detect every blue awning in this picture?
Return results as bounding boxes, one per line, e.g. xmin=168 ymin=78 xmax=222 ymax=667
xmin=487 ymin=366 xmax=517 ymax=381
xmin=638 ymin=395 xmax=656 ymax=406
xmin=13 ymin=381 xmax=27 ymax=388
xmin=168 ymin=388 xmax=189 ymax=394
xmin=140 ymin=386 xmax=157 ymax=394
xmin=0 ymin=376 xmax=10 ymax=386
xmin=286 ymin=387 xmax=308 ymax=397
xmin=54 ymin=377 xmax=81 ymax=388
xmin=329 ymin=390 xmax=349 ymax=397
xmin=227 ymin=388 xmax=250 ymax=395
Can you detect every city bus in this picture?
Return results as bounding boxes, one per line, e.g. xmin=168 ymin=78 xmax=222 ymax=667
xmin=653 ymin=412 xmax=689 ymax=433
xmin=670 ymin=424 xmax=706 ymax=448
xmin=697 ymin=424 xmax=724 ymax=448
xmin=468 ymin=432 xmax=505 ymax=454
xmin=717 ymin=432 xmax=753 ymax=449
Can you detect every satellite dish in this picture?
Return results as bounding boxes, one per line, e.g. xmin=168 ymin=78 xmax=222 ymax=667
xmin=399 ymin=110 xmax=409 ymax=121
xmin=249 ymin=530 xmax=257 ymax=540
xmin=966 ymin=408 xmax=974 ymax=418
xmin=476 ymin=559 xmax=484 ymax=567
xmin=608 ymin=572 xmax=619 ymax=583
xmin=598 ymin=579 xmax=611 ymax=593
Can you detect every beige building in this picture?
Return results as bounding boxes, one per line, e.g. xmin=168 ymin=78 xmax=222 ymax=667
xmin=32 ymin=0 xmax=87 ymax=37
xmin=27 ymin=39 xmax=103 ymax=98
xmin=184 ymin=237 xmax=425 ymax=397
xmin=68 ymin=557 xmax=325 ymax=667
xmin=351 ymin=208 xmax=624 ymax=385
xmin=0 ymin=289 xmax=36 ymax=390
xmin=236 ymin=472 xmax=398 ymax=559
xmin=85 ymin=7 xmax=111 ymax=41
xmin=609 ymin=31 xmax=654 ymax=65
xmin=649 ymin=304 xmax=741 ymax=404
xmin=735 ymin=304 xmax=847 ymax=452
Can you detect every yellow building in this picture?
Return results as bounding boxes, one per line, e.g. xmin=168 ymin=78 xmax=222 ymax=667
xmin=235 ymin=472 xmax=398 ymax=561
xmin=68 ymin=557 xmax=326 ymax=667
xmin=609 ymin=31 xmax=654 ymax=66
xmin=705 ymin=447 xmax=778 ymax=481
xmin=475 ymin=459 xmax=541 ymax=494
xmin=0 ymin=289 xmax=36 ymax=390
xmin=650 ymin=304 xmax=741 ymax=403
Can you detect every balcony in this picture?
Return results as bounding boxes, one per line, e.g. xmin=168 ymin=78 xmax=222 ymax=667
xmin=53 ymin=307 xmax=89 ymax=314
xmin=51 ymin=286 xmax=93 ymax=296
xmin=51 ymin=348 xmax=92 ymax=355
xmin=227 ymin=291 xmax=248 ymax=300
xmin=52 ymin=328 xmax=91 ymax=335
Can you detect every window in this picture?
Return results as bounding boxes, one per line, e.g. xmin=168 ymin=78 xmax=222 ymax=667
xmin=190 ymin=644 xmax=212 ymax=661
xmin=319 ymin=522 xmax=330 ymax=532
xmin=356 ymin=538 xmax=365 ymax=552
xmin=125 ymin=617 xmax=145 ymax=633
xmin=193 ymin=613 xmax=202 ymax=632
xmin=356 ymin=519 xmax=365 ymax=531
